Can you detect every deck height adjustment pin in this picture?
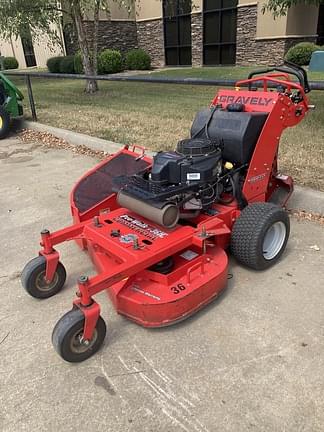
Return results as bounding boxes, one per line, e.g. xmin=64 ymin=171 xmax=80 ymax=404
xmin=93 ymin=216 xmax=102 ymax=228
xmin=111 ymin=229 xmax=121 ymax=237
xmin=78 ymin=275 xmax=89 ymax=285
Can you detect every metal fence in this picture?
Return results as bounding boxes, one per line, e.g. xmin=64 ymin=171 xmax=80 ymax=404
xmin=4 ymin=70 xmax=324 ymax=122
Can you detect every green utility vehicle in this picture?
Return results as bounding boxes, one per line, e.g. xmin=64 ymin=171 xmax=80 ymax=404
xmin=0 ymin=72 xmax=24 ymax=139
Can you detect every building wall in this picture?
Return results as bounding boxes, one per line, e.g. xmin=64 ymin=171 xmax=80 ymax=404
xmin=135 ymin=0 xmax=163 ymax=20
xmin=82 ymin=21 xmax=138 ymax=55
xmin=236 ymin=1 xmax=318 ymax=66
xmin=83 ymin=1 xmax=135 ymax=21
xmin=61 ymin=0 xmax=321 ymax=69
xmin=33 ymin=29 xmax=65 ymax=68
xmin=0 ymin=26 xmax=63 ymax=69
xmin=0 ymin=38 xmax=26 ymax=68
xmin=286 ymin=4 xmax=319 ymax=36
xmin=135 ymin=0 xmax=164 ymax=67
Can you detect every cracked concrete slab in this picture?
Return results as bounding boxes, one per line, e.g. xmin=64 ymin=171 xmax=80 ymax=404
xmin=1 ymin=136 xmax=324 ymax=432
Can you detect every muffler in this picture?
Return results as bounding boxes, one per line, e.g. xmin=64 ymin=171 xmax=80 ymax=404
xmin=117 ymin=191 xmax=179 ymax=229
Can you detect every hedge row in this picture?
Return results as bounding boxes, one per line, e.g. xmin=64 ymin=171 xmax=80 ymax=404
xmin=2 ymin=56 xmax=19 ymax=70
xmin=285 ymin=42 xmax=324 ymax=66
xmin=47 ymin=49 xmax=151 ymax=74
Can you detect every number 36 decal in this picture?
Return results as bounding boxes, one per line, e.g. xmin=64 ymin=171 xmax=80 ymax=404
xmin=171 ymin=283 xmax=186 ymax=295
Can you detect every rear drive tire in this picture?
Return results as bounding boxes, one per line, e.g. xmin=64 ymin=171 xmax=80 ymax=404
xmin=0 ymin=107 xmax=10 ymax=139
xmin=230 ymin=202 xmax=290 ymax=270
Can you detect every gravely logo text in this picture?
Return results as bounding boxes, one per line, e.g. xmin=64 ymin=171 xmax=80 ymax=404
xmin=219 ymin=95 xmax=274 ymax=106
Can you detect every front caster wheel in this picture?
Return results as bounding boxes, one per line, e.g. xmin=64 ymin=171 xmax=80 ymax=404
xmin=52 ymin=308 xmax=106 ymax=363
xmin=21 ymin=256 xmax=66 ymax=299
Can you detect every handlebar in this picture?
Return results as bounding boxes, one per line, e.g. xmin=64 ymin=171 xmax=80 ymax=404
xmin=247 ymin=61 xmax=310 ymax=93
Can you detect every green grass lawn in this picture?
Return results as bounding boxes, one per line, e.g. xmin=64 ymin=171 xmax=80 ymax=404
xmin=144 ymin=66 xmax=324 ymax=81
xmin=10 ymin=75 xmax=324 ymax=191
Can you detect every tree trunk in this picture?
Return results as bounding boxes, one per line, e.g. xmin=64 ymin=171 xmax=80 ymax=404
xmin=71 ymin=0 xmax=98 ymax=93
xmin=93 ymin=0 xmax=100 ymax=76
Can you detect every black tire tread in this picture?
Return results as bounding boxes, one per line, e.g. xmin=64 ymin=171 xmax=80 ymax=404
xmin=21 ymin=256 xmax=66 ymax=299
xmin=230 ymin=202 xmax=290 ymax=270
xmin=52 ymin=308 xmax=106 ymax=363
xmin=0 ymin=106 xmax=10 ymax=139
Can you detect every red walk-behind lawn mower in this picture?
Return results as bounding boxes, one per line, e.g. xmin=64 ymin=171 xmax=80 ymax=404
xmin=22 ymin=62 xmax=313 ymax=363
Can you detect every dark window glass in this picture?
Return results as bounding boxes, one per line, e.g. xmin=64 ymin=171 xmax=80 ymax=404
xmin=165 ymin=19 xmax=178 ymax=46
xmin=203 ymin=0 xmax=237 ymax=65
xmin=221 ymin=9 xmax=237 ymax=43
xmin=204 ymin=46 xmax=220 ymax=65
xmin=164 ymin=0 xmax=177 ymax=17
xmin=226 ymin=0 xmax=238 ymax=8
xmin=166 ymin=48 xmax=179 ymax=65
xmin=205 ymin=0 xmax=221 ymax=10
xmin=221 ymin=44 xmax=236 ymax=64
xmin=317 ymin=5 xmax=324 ymax=45
xmin=20 ymin=25 xmax=37 ymax=67
xmin=204 ymin=12 xmax=220 ymax=44
xmin=179 ymin=47 xmax=192 ymax=65
xmin=179 ymin=16 xmax=191 ymax=45
xmin=178 ymin=0 xmax=191 ymax=15
xmin=163 ymin=0 xmax=192 ymax=65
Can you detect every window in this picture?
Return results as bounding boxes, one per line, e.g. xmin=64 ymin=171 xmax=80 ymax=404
xmin=163 ymin=0 xmax=192 ymax=66
xmin=21 ymin=26 xmax=37 ymax=67
xmin=317 ymin=5 xmax=324 ymax=46
xmin=203 ymin=0 xmax=237 ymax=65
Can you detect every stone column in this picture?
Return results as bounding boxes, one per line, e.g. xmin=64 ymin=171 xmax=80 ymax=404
xmin=136 ymin=19 xmax=165 ymax=68
xmin=191 ymin=12 xmax=203 ymax=67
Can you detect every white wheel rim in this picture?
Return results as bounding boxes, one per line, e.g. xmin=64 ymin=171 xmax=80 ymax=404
xmin=263 ymin=221 xmax=287 ymax=260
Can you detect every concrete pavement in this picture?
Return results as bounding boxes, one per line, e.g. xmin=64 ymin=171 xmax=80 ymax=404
xmin=1 ymin=136 xmax=324 ymax=432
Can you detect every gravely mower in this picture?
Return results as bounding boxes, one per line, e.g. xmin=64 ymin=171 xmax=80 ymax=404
xmin=22 ymin=62 xmax=312 ymax=363
xmin=0 ymin=72 xmax=24 ymax=139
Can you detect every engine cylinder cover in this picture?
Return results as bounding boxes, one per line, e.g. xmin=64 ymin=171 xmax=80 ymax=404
xmin=151 ymin=138 xmax=222 ymax=184
xmin=177 ymin=138 xmax=219 ymax=157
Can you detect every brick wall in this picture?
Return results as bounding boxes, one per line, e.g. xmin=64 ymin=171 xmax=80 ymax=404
xmin=136 ymin=19 xmax=165 ymax=67
xmin=83 ymin=20 xmax=138 ymax=54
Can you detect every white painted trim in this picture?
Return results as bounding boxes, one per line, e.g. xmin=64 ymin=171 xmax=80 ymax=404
xmin=110 ymin=19 xmax=135 ymax=22
xmin=237 ymin=2 xmax=257 ymax=8
xmin=136 ymin=8 xmax=202 ymax=21
xmin=255 ymin=34 xmax=318 ymax=41
xmin=136 ymin=16 xmax=162 ymax=22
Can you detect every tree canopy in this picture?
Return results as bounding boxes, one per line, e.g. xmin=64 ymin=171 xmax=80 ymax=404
xmin=0 ymin=0 xmax=132 ymax=92
xmin=263 ymin=0 xmax=324 ymax=17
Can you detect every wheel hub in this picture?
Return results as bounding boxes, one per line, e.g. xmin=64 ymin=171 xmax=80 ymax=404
xmin=35 ymin=271 xmax=59 ymax=292
xmin=70 ymin=328 xmax=98 ymax=354
xmin=263 ymin=221 xmax=287 ymax=260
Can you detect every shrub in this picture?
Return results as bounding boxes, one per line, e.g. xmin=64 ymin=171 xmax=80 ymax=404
xmin=59 ymin=55 xmax=75 ymax=74
xmin=125 ymin=49 xmax=151 ymax=70
xmin=285 ymin=42 xmax=323 ymax=66
xmin=3 ymin=57 xmax=19 ymax=70
xmin=47 ymin=56 xmax=64 ymax=73
xmin=98 ymin=49 xmax=123 ymax=74
xmin=74 ymin=51 xmax=84 ymax=74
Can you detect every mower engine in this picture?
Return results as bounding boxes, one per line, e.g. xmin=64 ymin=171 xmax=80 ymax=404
xmin=116 ymin=137 xmax=231 ymax=228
